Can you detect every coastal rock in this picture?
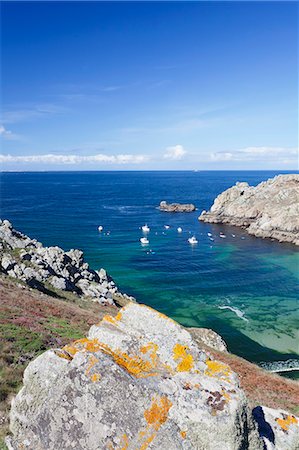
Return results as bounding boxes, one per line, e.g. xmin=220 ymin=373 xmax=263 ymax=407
xmin=199 ymin=174 xmax=299 ymax=245
xmin=0 ymin=220 xmax=130 ymax=305
xmin=188 ymin=327 xmax=228 ymax=353
xmin=7 ymin=302 xmax=264 ymax=450
xmin=159 ymin=201 xmax=196 ymax=212
xmin=253 ymin=406 xmax=299 ymax=450
xmin=1 ymin=254 xmax=16 ymax=272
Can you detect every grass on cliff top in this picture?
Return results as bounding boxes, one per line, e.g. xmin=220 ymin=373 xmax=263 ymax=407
xmin=0 ymin=275 xmax=117 ymax=447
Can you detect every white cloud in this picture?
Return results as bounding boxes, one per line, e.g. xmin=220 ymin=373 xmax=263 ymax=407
xmin=0 ymin=124 xmax=18 ymax=140
xmin=0 ymin=153 xmax=149 ymax=165
xmin=211 ymin=147 xmax=298 ymax=163
xmin=163 ymin=145 xmax=187 ymax=160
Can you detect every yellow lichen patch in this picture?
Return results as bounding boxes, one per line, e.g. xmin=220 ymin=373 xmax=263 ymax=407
xmin=90 ymin=373 xmax=101 ymax=383
xmin=173 ymin=344 xmax=194 ymax=372
xmin=180 ymin=431 xmax=187 ymax=439
xmin=205 ymin=359 xmax=232 ymax=382
xmin=58 ymin=337 xmax=169 ymax=379
xmin=85 ymin=355 xmax=99 ymax=376
xmin=102 ymin=311 xmax=123 ymax=326
xmin=135 ymin=396 xmax=172 ymax=450
xmin=144 ymin=396 xmax=172 ymax=429
xmin=62 ymin=338 xmax=103 ymax=357
xmin=276 ymin=415 xmax=298 ymax=431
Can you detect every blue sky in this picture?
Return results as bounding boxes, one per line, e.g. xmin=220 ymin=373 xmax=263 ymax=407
xmin=0 ymin=1 xmax=298 ymax=170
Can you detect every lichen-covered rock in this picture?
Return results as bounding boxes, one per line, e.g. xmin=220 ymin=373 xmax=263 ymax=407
xmin=159 ymin=201 xmax=196 ymax=212
xmin=199 ymin=174 xmax=299 ymax=245
xmin=253 ymin=405 xmax=299 ymax=450
xmin=7 ymin=303 xmax=264 ymax=450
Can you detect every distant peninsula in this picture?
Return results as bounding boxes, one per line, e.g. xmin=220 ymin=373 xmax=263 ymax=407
xmin=199 ymin=174 xmax=299 ymax=245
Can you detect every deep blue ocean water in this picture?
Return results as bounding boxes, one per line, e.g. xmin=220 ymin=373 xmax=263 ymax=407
xmin=1 ymin=171 xmax=298 ymax=375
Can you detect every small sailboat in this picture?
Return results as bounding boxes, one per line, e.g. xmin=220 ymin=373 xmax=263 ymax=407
xmin=142 ymin=224 xmax=150 ymax=233
xmin=98 ymin=225 xmax=103 ymax=232
xmin=231 ymin=234 xmax=236 ymax=238
xmin=219 ymin=233 xmax=226 ymax=238
xmin=140 ymin=237 xmax=149 ymax=245
xmin=164 ymin=225 xmax=170 ymax=229
xmin=209 ymin=237 xmax=214 ymax=241
xmin=177 ymin=227 xmax=183 ymax=233
xmin=188 ymin=236 xmax=198 ymax=244
xmin=207 ymin=232 xmax=212 ymax=237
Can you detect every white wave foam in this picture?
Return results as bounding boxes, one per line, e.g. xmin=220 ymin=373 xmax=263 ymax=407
xmin=218 ymin=305 xmax=249 ymax=322
xmin=259 ymin=359 xmax=299 ymax=373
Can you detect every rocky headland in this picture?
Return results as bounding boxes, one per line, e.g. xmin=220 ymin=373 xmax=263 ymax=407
xmin=199 ymin=174 xmax=299 ymax=245
xmin=159 ymin=201 xmax=196 ymax=212
xmin=1 ymin=221 xmax=299 ymax=449
xmin=0 ymin=219 xmax=134 ymax=307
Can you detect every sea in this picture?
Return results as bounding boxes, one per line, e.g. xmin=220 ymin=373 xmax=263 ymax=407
xmin=1 ymin=170 xmax=298 ymax=378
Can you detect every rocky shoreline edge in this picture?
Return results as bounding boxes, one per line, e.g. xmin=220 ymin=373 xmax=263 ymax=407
xmin=0 ymin=219 xmax=134 ymax=308
xmin=199 ymin=174 xmax=299 ymax=245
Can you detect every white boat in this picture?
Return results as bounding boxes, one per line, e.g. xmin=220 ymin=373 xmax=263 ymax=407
xmin=209 ymin=237 xmax=214 ymax=241
xmin=188 ymin=236 xmax=198 ymax=244
xmin=231 ymin=234 xmax=236 ymax=238
xmin=207 ymin=232 xmax=212 ymax=237
xmin=142 ymin=224 xmax=150 ymax=233
xmin=140 ymin=237 xmax=149 ymax=245
xmin=220 ymin=233 xmax=226 ymax=238
xmin=98 ymin=226 xmax=103 ymax=232
xmin=164 ymin=225 xmax=170 ymax=229
xmin=177 ymin=227 xmax=183 ymax=233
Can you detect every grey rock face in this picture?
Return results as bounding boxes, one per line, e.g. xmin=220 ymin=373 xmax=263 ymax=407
xmin=188 ymin=327 xmax=228 ymax=352
xmin=199 ymin=174 xmax=299 ymax=245
xmin=0 ymin=220 xmax=130 ymax=305
xmin=159 ymin=201 xmax=196 ymax=212
xmin=7 ymin=302 xmax=267 ymax=450
xmin=1 ymin=254 xmax=16 ymax=272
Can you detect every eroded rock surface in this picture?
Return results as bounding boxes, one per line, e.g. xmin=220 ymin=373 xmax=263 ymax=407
xmin=0 ymin=220 xmax=134 ymax=306
xmin=199 ymin=174 xmax=299 ymax=245
xmin=159 ymin=201 xmax=196 ymax=212
xmin=9 ymin=302 xmax=299 ymax=450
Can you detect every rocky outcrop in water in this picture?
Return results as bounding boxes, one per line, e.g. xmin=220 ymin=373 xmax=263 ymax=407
xmin=159 ymin=201 xmax=196 ymax=212
xmin=199 ymin=174 xmax=299 ymax=245
xmin=0 ymin=220 xmax=134 ymax=306
xmin=7 ymin=302 xmax=299 ymax=450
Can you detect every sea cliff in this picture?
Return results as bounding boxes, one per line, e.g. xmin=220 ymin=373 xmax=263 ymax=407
xmin=199 ymin=174 xmax=299 ymax=245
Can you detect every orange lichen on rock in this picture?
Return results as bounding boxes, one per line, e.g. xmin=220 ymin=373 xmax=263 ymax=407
xmin=144 ymin=396 xmax=172 ymax=429
xmin=119 ymin=434 xmax=129 ymax=450
xmin=85 ymin=355 xmax=99 ymax=376
xmin=275 ymin=415 xmax=298 ymax=431
xmin=59 ymin=338 xmax=165 ymax=378
xmin=134 ymin=396 xmax=173 ymax=450
xmin=173 ymin=344 xmax=194 ymax=372
xmin=205 ymin=359 xmax=232 ymax=382
xmin=101 ymin=311 xmax=123 ymax=326
xmin=90 ymin=373 xmax=101 ymax=383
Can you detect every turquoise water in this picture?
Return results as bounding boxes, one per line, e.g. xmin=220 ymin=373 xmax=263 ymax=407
xmin=1 ymin=171 xmax=298 ymax=371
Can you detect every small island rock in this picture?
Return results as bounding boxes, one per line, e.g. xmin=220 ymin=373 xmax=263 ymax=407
xmin=159 ymin=201 xmax=196 ymax=212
